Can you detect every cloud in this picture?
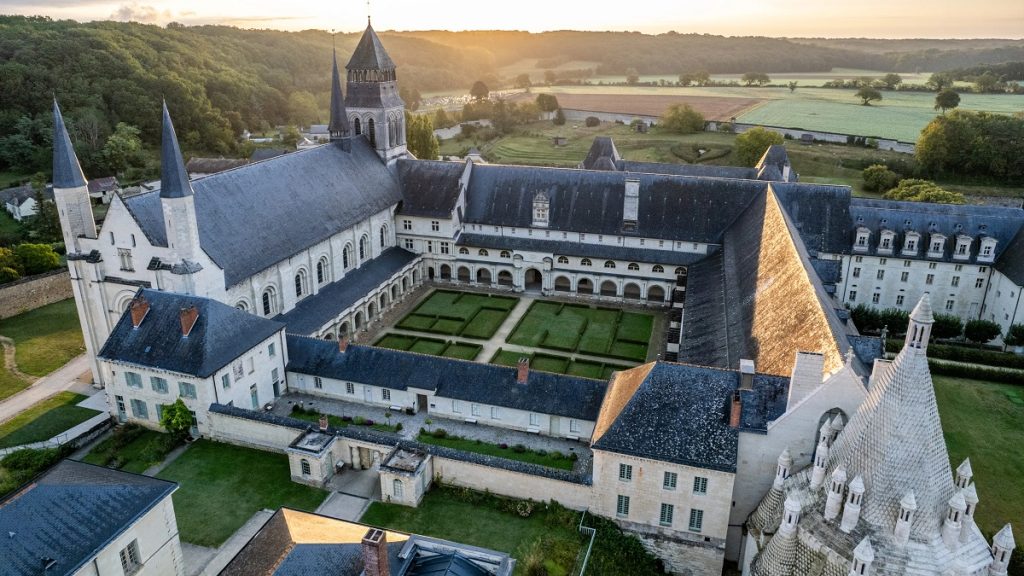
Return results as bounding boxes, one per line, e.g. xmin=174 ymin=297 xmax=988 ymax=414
xmin=110 ymin=2 xmax=171 ymax=23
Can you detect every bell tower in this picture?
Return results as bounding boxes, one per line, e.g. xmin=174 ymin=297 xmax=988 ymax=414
xmin=345 ymin=20 xmax=407 ymax=163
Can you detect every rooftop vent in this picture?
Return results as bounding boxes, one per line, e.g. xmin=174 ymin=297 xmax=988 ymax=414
xmin=739 ymin=359 xmax=755 ymax=390
xmin=517 ymin=357 xmax=530 ymax=384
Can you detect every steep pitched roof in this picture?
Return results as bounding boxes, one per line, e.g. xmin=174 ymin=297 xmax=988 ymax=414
xmin=346 ymin=23 xmax=396 ymax=70
xmin=328 ymin=49 xmax=351 ymax=138
xmin=772 ymin=182 xmax=853 ymax=255
xmin=160 ymin=102 xmax=194 ymax=199
xmin=0 ymin=460 xmax=176 ymax=576
xmin=581 ymin=137 xmax=621 ymax=170
xmin=185 ymin=157 xmax=248 ymax=174
xmin=52 ymin=100 xmax=87 ymax=189
xmin=457 ymin=234 xmax=707 ymax=267
xmin=99 ymin=288 xmax=284 ymax=378
xmin=123 ymin=138 xmax=402 ymax=287
xmin=396 ymin=159 xmax=465 ymax=217
xmin=997 ymin=225 xmax=1024 ymax=285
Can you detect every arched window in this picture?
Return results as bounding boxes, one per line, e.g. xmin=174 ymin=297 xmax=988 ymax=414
xmin=317 ymin=257 xmax=329 ymax=285
xmin=353 ymin=117 xmax=362 ymax=135
xmin=653 ymin=265 xmax=664 ymax=273
xmin=235 ymin=301 xmax=248 ymax=312
xmin=604 ymin=261 xmax=616 ymax=269
xmin=262 ymin=287 xmax=277 ymax=316
xmin=557 ymin=256 xmax=569 ymax=264
xmin=359 ymin=235 xmax=369 ymax=260
xmin=628 ymin=262 xmax=639 ymax=271
xmin=379 ymin=224 xmax=388 ymax=248
xmin=300 ymin=459 xmax=311 ymax=476
xmin=294 ymin=270 xmax=307 ymax=298
xmin=478 ymin=249 xmax=489 ymax=256
xmin=393 ymin=478 xmax=404 ymax=498
xmin=367 ymin=118 xmax=377 ymax=148
xmin=674 ymin=267 xmax=685 ymax=276
xmin=459 ymin=247 xmax=469 ymax=255
xmin=580 ymin=258 xmax=592 ymax=267
xmin=343 ymin=244 xmax=353 ymax=269
xmin=500 ymin=251 xmax=511 ymax=259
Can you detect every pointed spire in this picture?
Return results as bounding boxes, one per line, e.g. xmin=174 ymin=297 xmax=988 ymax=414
xmin=160 ymin=102 xmax=193 ymax=199
xmin=910 ymin=292 xmax=935 ymax=324
xmin=329 ymin=49 xmax=351 ymax=140
xmin=994 ymin=524 xmax=1016 ymax=549
xmin=52 ymin=100 xmax=87 ymax=189
xmin=853 ymin=537 xmax=875 ymax=562
xmin=956 ymin=458 xmax=973 ymax=488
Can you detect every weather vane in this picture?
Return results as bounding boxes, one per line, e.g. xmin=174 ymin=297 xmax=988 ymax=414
xmin=367 ymin=0 xmax=372 ymax=24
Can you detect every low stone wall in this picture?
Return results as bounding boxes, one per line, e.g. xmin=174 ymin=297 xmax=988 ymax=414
xmin=207 ymin=405 xmax=307 ymax=453
xmin=431 ymin=455 xmax=591 ymax=510
xmin=0 ymin=269 xmax=72 ymax=319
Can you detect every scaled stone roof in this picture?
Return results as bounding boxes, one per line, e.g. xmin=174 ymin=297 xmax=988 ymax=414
xmin=617 ymin=160 xmax=758 ymax=180
xmin=52 ymin=100 xmax=87 ymax=189
xmin=99 ymin=288 xmax=284 ymax=378
xmin=185 ymin=157 xmax=249 ymax=174
xmin=160 ymin=103 xmax=194 ymax=199
xmin=0 ymin=460 xmax=176 ymax=576
xmin=346 ymin=22 xmax=396 ymax=70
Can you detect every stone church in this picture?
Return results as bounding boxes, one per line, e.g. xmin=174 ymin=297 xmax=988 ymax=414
xmin=51 ymin=22 xmax=1017 ymax=575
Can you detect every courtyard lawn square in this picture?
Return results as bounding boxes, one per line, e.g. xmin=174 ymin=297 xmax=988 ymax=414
xmin=0 ymin=392 xmax=99 ymax=449
xmin=374 ymin=334 xmax=483 ymax=361
xmin=396 ymin=290 xmax=518 ymax=340
xmin=490 ymin=349 xmax=632 ymax=380
xmin=508 ymin=301 xmax=654 ymax=362
xmin=156 ymin=440 xmax=327 ymax=547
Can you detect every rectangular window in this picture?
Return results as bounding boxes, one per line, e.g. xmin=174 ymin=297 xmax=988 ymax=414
xmin=848 ymin=290 xmax=857 ymax=302
xmin=904 ymin=260 xmax=912 ymax=267
xmin=901 ymin=271 xmax=909 ymax=282
xmin=453 ymin=400 xmax=461 ymax=413
xmin=879 ymin=258 xmax=887 ymax=265
xmin=872 ymin=293 xmax=880 ymax=304
xmin=440 ymin=242 xmax=450 ymax=254
xmin=268 ymin=342 xmax=276 ymax=357
xmin=426 ymin=241 xmax=434 ymax=253
xmin=689 ymin=509 xmax=704 ymax=532
xmin=660 ymin=503 xmax=674 ymax=526
xmin=569 ymin=419 xmax=580 ymax=433
xmin=616 ymin=494 xmax=630 ymax=517
xmin=314 ymin=376 xmax=323 ymax=389
xmin=178 ymin=381 xmax=196 ymax=399
xmin=130 ymin=399 xmax=148 ymax=420
xmin=975 ymin=278 xmax=984 ymax=288
xmin=431 ymin=221 xmax=440 ymax=232
xmin=952 ymin=276 xmax=960 ymax=287
xmin=404 ymin=239 xmax=414 ymax=250
xmin=946 ymin=300 xmax=955 ymax=311
xmin=471 ymin=403 xmax=481 ymax=416
xmin=896 ymin=295 xmax=905 ymax=306
xmin=382 ymin=388 xmax=391 ymax=401
xmin=490 ymin=406 xmax=499 ymax=419
xmin=246 ymin=357 xmax=254 ymax=374
xmin=250 ymin=384 xmax=258 ymax=410
xmin=150 ymin=376 xmax=168 ymax=394
xmin=221 ymin=374 xmax=231 ymax=389
xmin=156 ymin=403 xmax=165 ymax=421
xmin=118 ymin=248 xmax=134 ymax=272
xmin=403 ymin=219 xmax=412 ymax=230
xmin=926 ymin=274 xmax=934 ymax=285
xmin=233 ymin=362 xmax=244 ymax=379
xmin=852 ymin=267 xmax=860 ymax=278
xmin=663 ymin=471 xmax=678 ymax=490
xmin=271 ymin=368 xmax=279 ymax=385
xmin=929 ymin=262 xmax=937 ymax=269
xmin=619 ymin=463 xmax=633 ymax=481
xmin=693 ymin=476 xmax=708 ymax=495
xmin=119 ymin=540 xmax=142 ymax=575
xmin=125 ymin=372 xmax=142 ymax=389
xmin=855 ymin=256 xmax=862 ymax=263
xmin=529 ymin=413 xmax=540 ymax=426
xmin=346 ymin=382 xmax=355 ymax=394
xmin=876 ymin=269 xmax=885 ymax=280
xmin=979 ymin=267 xmax=988 ymax=273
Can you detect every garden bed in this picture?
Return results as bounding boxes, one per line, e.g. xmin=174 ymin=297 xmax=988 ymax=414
xmin=289 ymin=405 xmax=401 ymax=433
xmin=490 ymin=349 xmax=631 ymax=380
xmin=374 ymin=334 xmax=483 ymax=362
xmin=507 ymin=301 xmax=652 ymax=362
xmin=81 ymin=425 xmax=179 ymax=474
xmin=417 ymin=430 xmax=577 ymax=471
xmin=396 ymin=290 xmax=518 ymax=339
xmin=0 ymin=392 xmax=100 ymax=448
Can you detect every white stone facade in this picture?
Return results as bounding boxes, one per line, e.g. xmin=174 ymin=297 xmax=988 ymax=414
xmin=72 ymin=493 xmax=183 ymax=576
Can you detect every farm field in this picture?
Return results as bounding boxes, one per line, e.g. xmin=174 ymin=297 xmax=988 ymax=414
xmin=507 ymin=301 xmax=653 ymax=362
xmin=396 ymin=290 xmax=519 ymax=340
xmin=541 ymin=93 xmax=763 ymax=120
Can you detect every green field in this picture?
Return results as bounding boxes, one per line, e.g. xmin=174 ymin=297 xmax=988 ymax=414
xmin=396 ymin=290 xmax=518 ymax=340
xmin=490 ymin=349 xmax=633 ymax=380
xmin=507 ymin=301 xmax=652 ymax=362
xmin=81 ymin=426 xmax=179 ymax=474
xmin=374 ymin=333 xmax=483 ymax=361
xmin=0 ymin=299 xmax=85 ymax=377
xmin=0 ymin=392 xmax=99 ymax=448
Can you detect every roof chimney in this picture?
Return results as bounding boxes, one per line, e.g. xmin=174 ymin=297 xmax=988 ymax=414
xmin=318 ymin=414 xmax=329 ymax=432
xmin=362 ymin=528 xmax=390 ymax=576
xmin=516 ymin=357 xmax=530 ymax=384
xmin=729 ymin=391 xmax=742 ymax=429
xmin=739 ymin=359 xmax=755 ymax=390
xmin=338 ymin=335 xmax=349 ymax=353
xmin=130 ymin=296 xmax=150 ymax=328
xmin=179 ymin=305 xmax=199 ymax=337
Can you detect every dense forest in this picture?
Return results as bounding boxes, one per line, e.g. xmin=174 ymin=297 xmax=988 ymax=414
xmin=1 ymin=15 xmax=1022 ymax=179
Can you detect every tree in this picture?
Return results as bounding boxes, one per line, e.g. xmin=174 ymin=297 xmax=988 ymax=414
xmin=883 ymin=179 xmax=965 ymax=204
xmin=916 ymin=111 xmax=1024 ymax=181
xmin=677 ymin=73 xmax=693 ymax=87
xmin=881 ymin=73 xmax=903 ymax=90
xmin=931 ymin=313 xmax=964 ymax=340
xmin=0 ymin=247 xmax=23 ymax=283
xmin=514 ymin=74 xmax=532 ymax=89
xmin=787 ymin=81 xmax=798 ymax=93
xmin=543 ymin=70 xmax=556 ymax=85
xmin=553 ymin=108 xmax=566 ymax=126
xmin=661 ymin=103 xmax=704 ymax=134
xmin=926 ymin=72 xmax=955 ymax=91
xmin=14 ymin=243 xmax=60 ymax=275
xmin=25 ymin=174 xmax=61 ymax=243
xmin=741 ymin=72 xmax=770 ymax=86
xmin=433 ymin=108 xmax=453 ymax=130
xmin=404 ymin=111 xmax=439 ymax=160
xmin=280 ymin=125 xmax=301 ymax=148
xmin=964 ymin=319 xmax=1001 ymax=345
xmin=160 ymin=398 xmax=193 ymax=439
xmin=856 ymin=86 xmax=882 ymax=105
xmin=862 ymin=164 xmax=901 ymax=193
xmin=535 ymin=93 xmax=559 ymax=113
xmin=934 ymin=89 xmax=960 ymax=115
xmin=102 ymin=122 xmax=144 ymax=176
xmin=625 ymin=68 xmax=640 ymax=85
xmin=286 ymin=91 xmax=319 ymax=127
xmin=1003 ymin=324 xmax=1024 ymax=349
xmin=735 ymin=127 xmax=784 ymax=166
xmin=399 ymin=87 xmax=422 ymax=111
xmin=693 ymin=70 xmax=711 ymax=86
xmin=585 ymin=116 xmax=600 ymax=127
xmin=973 ymin=72 xmax=1003 ymax=93
xmin=470 ymin=81 xmax=490 ymax=101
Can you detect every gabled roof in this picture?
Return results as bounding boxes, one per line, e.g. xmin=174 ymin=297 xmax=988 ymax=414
xmin=581 ymin=137 xmax=621 ymax=170
xmin=99 ymin=288 xmax=284 ymax=378
xmin=87 ymin=176 xmax=119 ymax=194
xmin=458 ymin=233 xmax=708 ymax=267
xmin=52 ymin=100 xmax=87 ymax=189
xmin=396 ymin=159 xmax=465 ymax=217
xmin=185 ymin=157 xmax=248 ymax=174
xmin=160 ymin=102 xmax=194 ymax=199
xmin=123 ymin=138 xmax=402 ymax=287
xmin=0 ymin=460 xmax=176 ymax=576
xmin=346 ymin=22 xmax=396 ymax=70
xmin=1 ymin=184 xmax=52 ymax=207
xmin=997 ymin=225 xmax=1024 ymax=285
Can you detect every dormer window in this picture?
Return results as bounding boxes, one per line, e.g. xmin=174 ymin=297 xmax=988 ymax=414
xmin=928 ymin=233 xmax=945 ymax=258
xmin=978 ymin=237 xmax=997 ymax=262
xmin=623 ymin=178 xmax=639 ymax=231
xmin=532 ymin=192 xmax=549 ymax=228
xmin=854 ymin=227 xmax=870 ymax=252
xmin=878 ymin=230 xmax=895 ymax=254
xmin=903 ymin=232 xmax=919 ymax=256
xmin=953 ymin=234 xmax=972 ymax=261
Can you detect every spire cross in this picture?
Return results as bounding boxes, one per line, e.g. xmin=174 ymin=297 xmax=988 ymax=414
xmin=367 ymin=0 xmax=371 ymax=24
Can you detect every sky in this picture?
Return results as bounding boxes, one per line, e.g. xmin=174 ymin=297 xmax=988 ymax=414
xmin=1 ymin=0 xmax=1022 ymax=38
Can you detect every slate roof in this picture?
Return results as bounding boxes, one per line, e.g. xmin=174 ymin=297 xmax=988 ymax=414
xmin=396 ymin=159 xmax=465 ymax=217
xmin=617 ymin=160 xmax=758 ymax=180
xmin=677 ymin=250 xmax=731 ymax=368
xmin=52 ymin=100 xmax=87 ymax=189
xmin=87 ymin=176 xmax=119 ymax=194
xmin=1 ymin=184 xmax=52 ymax=207
xmin=404 ymin=552 xmax=490 ymax=576
xmin=123 ymin=138 xmax=403 ymax=287
xmin=275 ymin=248 xmax=418 ymax=334
xmin=772 ymin=182 xmax=853 ymax=255
xmin=160 ymin=103 xmax=194 ymax=199
xmin=847 ymin=335 xmax=884 ymax=366
xmin=581 ymin=137 xmax=621 ymax=170
xmin=347 ymin=22 xmax=396 ymax=70
xmin=0 ymin=460 xmax=176 ymax=576
xmin=286 ymin=336 xmax=607 ymax=420
xmin=591 ymin=362 xmax=742 ymax=472
xmin=99 ymin=288 xmax=284 ymax=378
xmin=249 ymin=148 xmax=289 ymax=162
xmin=457 ymin=233 xmax=709 ymax=267
xmin=997 ymin=226 xmax=1024 ymax=285
xmin=184 ymin=157 xmax=249 ymax=174
xmin=462 ymin=164 xmax=765 ymax=243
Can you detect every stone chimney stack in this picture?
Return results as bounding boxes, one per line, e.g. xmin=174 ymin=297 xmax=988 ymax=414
xmin=773 ymin=448 xmax=792 ymax=489
xmin=179 ymin=305 xmax=199 ymax=337
xmin=848 ymin=537 xmax=875 ymax=576
xmin=809 ymin=420 xmax=832 ymax=490
xmin=961 ymin=483 xmax=979 ymax=545
xmin=942 ymin=491 xmax=967 ymax=551
xmin=318 ymin=414 xmax=329 ymax=432
xmin=955 ymin=458 xmax=973 ymax=489
xmin=517 ymin=357 xmax=529 ymax=384
xmin=130 ymin=296 xmax=150 ymax=328
xmin=739 ymin=359 xmax=755 ymax=390
xmin=338 ymin=335 xmax=350 ymax=353
xmin=362 ymin=528 xmax=390 ymax=576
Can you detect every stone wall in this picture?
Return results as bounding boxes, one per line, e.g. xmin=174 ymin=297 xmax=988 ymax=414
xmin=0 ymin=269 xmax=72 ymax=319
xmin=206 ymin=408 xmax=305 ymax=453
xmin=431 ymin=455 xmax=592 ymax=510
xmin=634 ymin=530 xmax=725 ymax=576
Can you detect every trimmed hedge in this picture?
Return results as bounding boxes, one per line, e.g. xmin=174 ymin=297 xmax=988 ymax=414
xmin=928 ymin=360 xmax=1024 ymax=385
xmin=886 ymin=339 xmax=1024 ymax=371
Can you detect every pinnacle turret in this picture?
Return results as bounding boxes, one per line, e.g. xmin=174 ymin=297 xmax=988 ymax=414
xmin=329 ymin=49 xmax=351 ymax=140
xmin=52 ymin=100 xmax=87 ymax=189
xmin=160 ymin=102 xmax=194 ymax=199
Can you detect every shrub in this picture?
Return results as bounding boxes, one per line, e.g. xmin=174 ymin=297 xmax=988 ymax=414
xmin=498 ymin=443 xmax=508 ymax=449
xmin=552 ymin=108 xmax=566 ymax=126
xmin=13 ymin=243 xmax=60 ymax=275
xmin=862 ymin=164 xmax=901 ymax=193
xmin=884 ymin=179 xmax=965 ymax=204
xmin=928 ymin=360 xmax=1023 ymax=385
xmin=515 ymin=499 xmax=534 ymax=517
xmin=395 ymin=423 xmax=403 ymax=432
xmin=735 ymin=127 xmax=784 ymax=166
xmin=432 ymin=428 xmax=448 ymax=439
xmin=585 ymin=116 xmax=600 ymax=127
xmin=341 ymin=415 xmax=353 ymax=422
xmin=354 ymin=416 xmax=366 ymax=425
xmin=512 ymin=443 xmax=527 ymax=453
xmin=364 ymin=419 xmax=375 ymax=426
xmin=932 ymin=314 xmax=965 ymax=340
xmin=1004 ymin=324 xmax=1024 ymax=348
xmin=660 ymin=103 xmax=704 ymax=134
xmin=964 ymin=319 xmax=1002 ymax=344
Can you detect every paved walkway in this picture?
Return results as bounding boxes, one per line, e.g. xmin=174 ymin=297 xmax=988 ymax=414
xmin=316 ymin=468 xmax=382 ymax=521
xmin=0 ymin=353 xmax=92 ymax=424
xmin=0 ymin=390 xmax=110 ymax=457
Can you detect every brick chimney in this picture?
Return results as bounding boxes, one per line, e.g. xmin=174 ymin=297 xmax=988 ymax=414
xmin=130 ymin=296 xmax=150 ymax=328
xmin=179 ymin=305 xmax=199 ymax=337
xmin=318 ymin=414 xmax=329 ymax=432
xmin=729 ymin=391 xmax=742 ymax=428
xmin=739 ymin=359 xmax=755 ymax=391
xmin=362 ymin=528 xmax=390 ymax=576
xmin=516 ymin=357 xmax=530 ymax=384
xmin=338 ymin=335 xmax=349 ymax=353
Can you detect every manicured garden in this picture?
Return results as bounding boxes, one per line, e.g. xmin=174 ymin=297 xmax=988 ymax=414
xmin=416 ymin=429 xmax=577 ymax=471
xmin=156 ymin=440 xmax=328 ymax=546
xmin=0 ymin=392 xmax=100 ymax=448
xmin=507 ymin=301 xmax=653 ymax=362
xmin=490 ymin=349 xmax=632 ymax=379
xmin=374 ymin=333 xmax=483 ymax=361
xmin=81 ymin=424 xmax=180 ymax=474
xmin=396 ymin=290 xmax=518 ymax=340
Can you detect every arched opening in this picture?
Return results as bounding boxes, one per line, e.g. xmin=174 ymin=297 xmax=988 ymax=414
xmin=294 ymin=269 xmax=308 ymax=299
xmin=367 ymin=302 xmax=377 ymax=320
xmin=353 ymin=117 xmax=362 ymax=135
xmin=647 ymin=285 xmax=665 ymax=302
xmin=391 ymin=284 xmax=399 ymax=300
xmin=354 ymin=312 xmax=364 ymax=330
xmin=428 ymin=267 xmax=436 ymax=280
xmin=674 ymin=267 xmax=686 ymax=277
xmin=316 ymin=257 xmax=329 ymax=285
xmin=478 ymin=249 xmax=489 ymax=257
xmin=359 ymin=235 xmax=369 ymax=260
xmin=403 ymin=276 xmax=411 ymax=290
xmin=577 ymin=278 xmax=594 ymax=294
xmin=459 ymin=247 xmax=469 ymax=255
xmin=262 ymin=287 xmax=278 ymax=316
xmin=816 ymin=408 xmax=849 ymax=446
xmin=324 ymin=333 xmax=334 ymax=340
xmin=379 ymin=224 xmax=388 ymax=248
xmin=235 ymin=300 xmax=249 ymax=312
xmin=554 ymin=276 xmax=572 ymax=292
xmin=440 ymin=264 xmax=452 ymax=280
xmin=340 ymin=322 xmax=350 ymax=337
xmin=367 ymin=118 xmax=377 ymax=147
xmin=343 ymin=244 xmax=353 ymax=269
xmin=624 ymin=283 xmax=642 ymax=300
xmin=498 ymin=270 xmax=513 ymax=287
xmin=652 ymin=265 xmax=664 ymax=274
xmin=412 ymin=270 xmax=419 ymax=283
xmin=477 ymin=268 xmax=492 ymax=284
xmin=600 ymin=280 xmax=617 ymax=297
xmin=379 ymin=293 xmax=388 ymax=309
xmin=457 ymin=266 xmax=471 ymax=282
xmin=393 ymin=478 xmax=404 ymax=499
xmin=628 ymin=262 xmax=640 ymax=271
xmin=525 ymin=269 xmax=543 ymax=291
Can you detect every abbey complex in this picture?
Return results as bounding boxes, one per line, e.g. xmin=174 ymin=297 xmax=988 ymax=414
xmin=45 ymin=22 xmax=1018 ymax=576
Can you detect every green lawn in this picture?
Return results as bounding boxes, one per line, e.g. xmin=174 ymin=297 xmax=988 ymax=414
xmin=156 ymin=440 xmax=328 ymax=546
xmin=508 ymin=301 xmax=652 ymax=362
xmin=374 ymin=334 xmax=482 ymax=362
xmin=490 ymin=349 xmax=630 ymax=380
xmin=934 ymin=376 xmax=1024 ymax=538
xmin=0 ymin=354 xmax=29 ymax=402
xmin=396 ymin=290 xmax=519 ymax=339
xmin=289 ymin=407 xmax=401 ymax=433
xmin=81 ymin=426 xmax=179 ymax=474
xmin=417 ymin=432 xmax=577 ymax=471
xmin=0 ymin=392 xmax=99 ymax=448
xmin=0 ymin=299 xmax=85 ymax=376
